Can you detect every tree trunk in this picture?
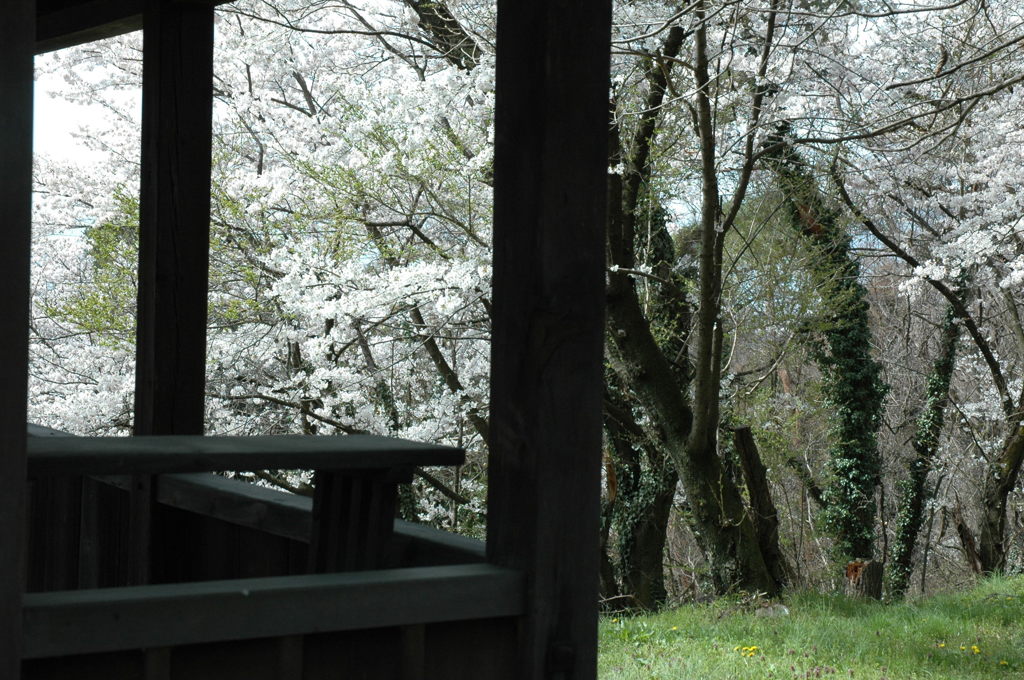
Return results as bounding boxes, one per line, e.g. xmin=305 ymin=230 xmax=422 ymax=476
xmin=734 ymin=426 xmax=790 ymax=588
xmin=888 ymin=307 xmax=958 ymax=599
xmin=844 ymin=559 xmax=883 ymax=599
xmin=603 ymin=380 xmax=679 ymax=610
xmin=603 ymin=14 xmax=782 ymax=597
xmin=768 ymin=130 xmax=887 ymax=563
xmin=619 ymin=466 xmax=678 ymax=609
xmin=978 ymin=425 xmax=1024 ymax=572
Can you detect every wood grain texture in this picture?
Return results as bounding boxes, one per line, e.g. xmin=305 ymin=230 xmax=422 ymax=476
xmin=27 ymin=434 xmax=463 ymax=476
xmin=23 ymin=564 xmax=524 ymax=659
xmin=486 ymin=1 xmax=612 ymax=678
xmin=0 ymin=1 xmax=34 ymax=674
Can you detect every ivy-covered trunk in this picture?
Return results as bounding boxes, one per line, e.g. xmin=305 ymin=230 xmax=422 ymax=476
xmin=767 ymin=132 xmax=888 ymax=564
xmin=602 ymin=377 xmax=679 ymax=610
xmin=888 ymin=306 xmax=958 ymax=598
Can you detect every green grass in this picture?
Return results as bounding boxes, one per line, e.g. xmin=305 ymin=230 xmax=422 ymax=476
xmin=599 ymin=575 xmax=1024 ymax=679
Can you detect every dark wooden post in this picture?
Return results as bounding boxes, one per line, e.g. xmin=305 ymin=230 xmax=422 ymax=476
xmin=134 ymin=0 xmax=215 ymax=436
xmin=133 ymin=0 xmax=216 ymax=584
xmin=486 ymin=2 xmax=612 ymax=678
xmin=0 ymin=0 xmax=34 ymax=674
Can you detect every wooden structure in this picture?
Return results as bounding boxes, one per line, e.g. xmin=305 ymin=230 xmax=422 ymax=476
xmin=2 ymin=0 xmax=611 ymax=678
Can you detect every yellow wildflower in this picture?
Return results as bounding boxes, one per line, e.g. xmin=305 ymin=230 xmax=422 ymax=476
xmin=972 ymin=645 xmax=981 ymax=655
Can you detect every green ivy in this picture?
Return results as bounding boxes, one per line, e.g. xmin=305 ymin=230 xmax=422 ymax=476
xmin=765 ymin=127 xmax=888 ymax=562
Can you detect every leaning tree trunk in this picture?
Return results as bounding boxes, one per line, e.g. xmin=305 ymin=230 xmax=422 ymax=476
xmin=888 ymin=306 xmax=958 ymax=598
xmin=734 ymin=426 xmax=791 ymax=588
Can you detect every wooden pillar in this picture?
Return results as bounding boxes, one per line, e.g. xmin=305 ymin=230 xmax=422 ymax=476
xmin=0 ymin=1 xmax=34 ymax=675
xmin=132 ymin=0 xmax=215 ymax=584
xmin=486 ymin=2 xmax=612 ymax=679
xmin=134 ymin=0 xmax=215 ymax=437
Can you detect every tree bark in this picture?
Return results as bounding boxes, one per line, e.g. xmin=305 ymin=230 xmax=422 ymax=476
xmin=734 ymin=427 xmax=790 ymax=588
xmin=603 ymin=383 xmax=678 ymax=609
xmin=768 ymin=133 xmax=887 ymax=563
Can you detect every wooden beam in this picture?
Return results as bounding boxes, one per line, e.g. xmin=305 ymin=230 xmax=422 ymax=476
xmin=0 ymin=1 xmax=35 ymax=675
xmin=131 ymin=471 xmax=485 ymax=563
xmin=486 ymin=1 xmax=611 ymax=678
xmin=35 ymin=0 xmax=235 ymax=55
xmin=35 ymin=0 xmax=140 ymax=55
xmin=23 ymin=564 xmax=524 ymax=659
xmin=27 ymin=434 xmax=464 ymax=476
xmin=133 ymin=0 xmax=215 ymax=436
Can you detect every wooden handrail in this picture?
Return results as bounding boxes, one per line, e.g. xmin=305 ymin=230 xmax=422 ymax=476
xmin=26 ymin=433 xmax=463 ymax=477
xmin=23 ymin=564 xmax=524 ymax=659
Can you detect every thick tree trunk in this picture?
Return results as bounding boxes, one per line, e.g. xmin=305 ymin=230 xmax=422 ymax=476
xmin=603 ymin=11 xmax=783 ymax=597
xmin=619 ymin=466 xmax=678 ymax=609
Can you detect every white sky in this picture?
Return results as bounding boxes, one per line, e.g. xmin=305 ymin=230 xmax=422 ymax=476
xmin=32 ymin=70 xmax=108 ymax=164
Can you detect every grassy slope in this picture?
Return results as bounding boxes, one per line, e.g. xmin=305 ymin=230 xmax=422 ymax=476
xmin=599 ymin=575 xmax=1024 ymax=679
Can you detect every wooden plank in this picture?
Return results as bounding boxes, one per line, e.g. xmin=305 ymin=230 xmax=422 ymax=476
xmin=139 ymin=471 xmax=484 ymax=564
xmin=144 ymin=647 xmax=171 ymax=680
xmin=28 ymin=434 xmax=463 ymax=476
xmin=308 ymin=469 xmax=409 ymax=572
xmin=0 ymin=1 xmax=34 ymax=675
xmin=399 ymin=625 xmax=425 ymax=680
xmin=486 ymin=1 xmax=612 ymax=678
xmin=77 ymin=478 xmax=101 ymax=587
xmin=424 ymin=618 xmax=519 ymax=680
xmin=23 ymin=564 xmax=525 ymax=659
xmin=27 ymin=424 xmax=73 ymax=438
xmin=275 ymin=636 xmax=304 ymax=680
xmin=389 ymin=519 xmax=485 ymax=567
xmin=156 ymin=472 xmax=313 ymax=542
xmin=132 ymin=0 xmax=217 ymax=587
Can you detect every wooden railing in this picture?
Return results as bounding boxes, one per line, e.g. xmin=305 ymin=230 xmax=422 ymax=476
xmin=22 ymin=426 xmax=522 ymax=680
